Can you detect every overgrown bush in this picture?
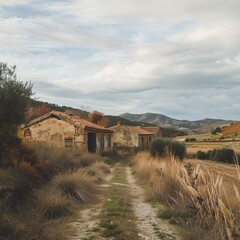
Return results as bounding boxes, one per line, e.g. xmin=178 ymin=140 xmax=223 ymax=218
xmin=51 ymin=169 xmax=99 ymax=203
xmin=35 ymin=190 xmax=75 ymax=220
xmin=185 ymin=138 xmax=197 ymax=142
xmin=0 ymin=214 xmax=17 ymax=239
xmin=212 ymin=148 xmax=236 ymax=164
xmin=0 ymin=63 xmax=33 ymax=160
xmin=195 ymin=151 xmax=208 ymax=160
xmin=209 ymin=149 xmax=217 ymax=160
xmin=194 ymin=148 xmax=239 ymax=164
xmin=150 ymin=138 xmax=186 ymax=160
xmin=32 ymin=144 xmax=99 ymax=176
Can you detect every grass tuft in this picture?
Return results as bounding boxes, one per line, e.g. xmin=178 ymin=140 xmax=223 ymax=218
xmin=51 ymin=169 xmax=99 ymax=203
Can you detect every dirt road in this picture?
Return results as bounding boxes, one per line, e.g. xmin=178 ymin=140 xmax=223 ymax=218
xmin=68 ymin=164 xmax=181 ymax=240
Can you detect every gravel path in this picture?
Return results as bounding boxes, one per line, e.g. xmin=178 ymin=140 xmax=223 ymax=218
xmin=67 ymin=165 xmax=181 ymax=240
xmin=126 ymin=167 xmax=181 ymax=240
xmin=68 ymin=201 xmax=106 ymax=240
xmin=67 ymin=169 xmax=114 ymax=240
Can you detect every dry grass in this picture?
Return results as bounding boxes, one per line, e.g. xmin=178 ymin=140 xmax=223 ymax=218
xmin=51 ymin=168 xmax=100 ymax=204
xmin=0 ymin=143 xmax=111 ymax=240
xmin=86 ymin=162 xmax=111 ymax=182
xmin=35 ymin=189 xmax=75 ymax=219
xmin=134 ymin=152 xmax=240 ymax=240
xmin=221 ymin=123 xmax=240 ymax=136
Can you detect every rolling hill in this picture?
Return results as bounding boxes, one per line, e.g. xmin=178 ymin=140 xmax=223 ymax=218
xmin=221 ymin=123 xmax=240 ymax=136
xmin=120 ymin=112 xmax=235 ymax=132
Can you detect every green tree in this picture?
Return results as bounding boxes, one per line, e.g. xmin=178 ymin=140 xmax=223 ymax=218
xmin=211 ymin=127 xmax=221 ymax=135
xmin=0 ymin=63 xmax=33 ymax=158
xmin=150 ymin=138 xmax=186 ymax=160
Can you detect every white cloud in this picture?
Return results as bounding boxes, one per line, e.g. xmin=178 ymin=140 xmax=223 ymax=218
xmin=1 ymin=0 xmax=240 ymax=120
xmin=0 ymin=0 xmax=30 ymax=6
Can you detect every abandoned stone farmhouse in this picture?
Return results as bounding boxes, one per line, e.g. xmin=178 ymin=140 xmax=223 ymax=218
xmin=110 ymin=124 xmax=162 ymax=151
xmin=22 ymin=111 xmax=113 ymax=153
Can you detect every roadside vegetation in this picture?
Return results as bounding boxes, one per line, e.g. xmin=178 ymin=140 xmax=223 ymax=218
xmin=134 ymin=139 xmax=240 ymax=240
xmin=150 ymin=137 xmax=186 ymax=160
xmin=195 ymin=147 xmax=239 ymax=164
xmin=0 ymin=144 xmax=111 ymax=240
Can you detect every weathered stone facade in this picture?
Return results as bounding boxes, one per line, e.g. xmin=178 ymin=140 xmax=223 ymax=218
xmin=22 ymin=111 xmax=113 ymax=153
xmin=110 ymin=125 xmax=154 ymax=151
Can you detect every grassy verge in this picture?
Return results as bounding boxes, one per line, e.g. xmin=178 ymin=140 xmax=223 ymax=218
xmin=134 ymin=152 xmax=240 ymax=240
xmin=0 ymin=144 xmax=111 ymax=240
xmin=99 ymin=164 xmax=140 ymax=240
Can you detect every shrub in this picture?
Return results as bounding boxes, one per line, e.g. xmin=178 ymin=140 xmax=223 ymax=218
xmin=209 ymin=149 xmax=217 ymax=160
xmin=150 ymin=138 xmax=186 ymax=160
xmin=212 ymin=148 xmax=236 ymax=164
xmin=195 ymin=151 xmax=208 ymax=160
xmin=185 ymin=138 xmax=197 ymax=142
xmin=211 ymin=127 xmax=221 ymax=135
xmin=38 ymin=192 xmax=74 ymax=219
xmin=9 ymin=172 xmax=36 ymax=206
xmin=0 ymin=214 xmax=17 ymax=239
xmin=51 ymin=169 xmax=99 ymax=203
xmin=31 ymin=144 xmax=99 ymax=176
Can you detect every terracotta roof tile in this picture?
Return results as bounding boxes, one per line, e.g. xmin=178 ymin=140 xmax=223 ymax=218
xmin=110 ymin=125 xmax=153 ymax=135
xmin=141 ymin=126 xmax=160 ymax=135
xmin=25 ymin=111 xmax=112 ymax=132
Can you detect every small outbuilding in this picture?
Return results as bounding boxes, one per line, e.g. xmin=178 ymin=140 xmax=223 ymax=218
xmin=110 ymin=124 xmax=156 ymax=151
xmin=22 ymin=111 xmax=113 ymax=153
xmin=140 ymin=126 xmax=163 ymax=138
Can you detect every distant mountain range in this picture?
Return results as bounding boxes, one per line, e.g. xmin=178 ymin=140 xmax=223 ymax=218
xmin=29 ymin=100 xmax=236 ymax=134
xmin=119 ymin=112 xmax=235 ymax=132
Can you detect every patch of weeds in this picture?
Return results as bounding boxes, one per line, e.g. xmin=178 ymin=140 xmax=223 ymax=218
xmin=111 ymin=168 xmax=126 ymax=183
xmin=158 ymin=208 xmax=192 ymax=225
xmin=179 ymin=225 xmax=208 ymax=240
xmin=151 ymin=223 xmax=167 ymax=239
xmin=90 ymin=226 xmax=101 ymax=232
xmin=0 ymin=214 xmax=17 ymax=239
xmin=156 ymin=231 xmax=167 ymax=239
xmin=82 ymin=237 xmax=101 ymax=240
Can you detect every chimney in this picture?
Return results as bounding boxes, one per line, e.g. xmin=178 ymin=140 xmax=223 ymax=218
xmin=117 ymin=121 xmax=122 ymax=126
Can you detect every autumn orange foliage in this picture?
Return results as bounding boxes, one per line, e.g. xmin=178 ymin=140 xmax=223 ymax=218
xmin=28 ymin=104 xmax=52 ymax=121
xmin=88 ymin=111 xmax=109 ymax=127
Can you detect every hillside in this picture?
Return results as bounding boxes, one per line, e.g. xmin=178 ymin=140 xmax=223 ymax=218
xmin=120 ymin=112 xmax=235 ymax=131
xmin=28 ymin=100 xmax=154 ymax=127
xmin=106 ymin=115 xmax=155 ymax=127
xmin=221 ymin=122 xmax=240 ymax=136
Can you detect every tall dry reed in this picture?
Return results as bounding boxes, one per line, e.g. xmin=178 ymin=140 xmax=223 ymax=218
xmin=134 ymin=152 xmax=240 ymax=240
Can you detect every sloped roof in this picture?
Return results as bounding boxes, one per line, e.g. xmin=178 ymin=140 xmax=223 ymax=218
xmin=24 ymin=111 xmax=113 ymax=133
xmin=110 ymin=125 xmax=153 ymax=135
xmin=141 ymin=126 xmax=160 ymax=135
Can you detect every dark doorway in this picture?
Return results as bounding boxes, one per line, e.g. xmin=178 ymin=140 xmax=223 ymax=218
xmin=100 ymin=135 xmax=104 ymax=152
xmin=88 ymin=132 xmax=96 ymax=153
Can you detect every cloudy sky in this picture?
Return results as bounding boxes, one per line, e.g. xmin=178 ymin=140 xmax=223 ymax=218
xmin=1 ymin=0 xmax=240 ymax=120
